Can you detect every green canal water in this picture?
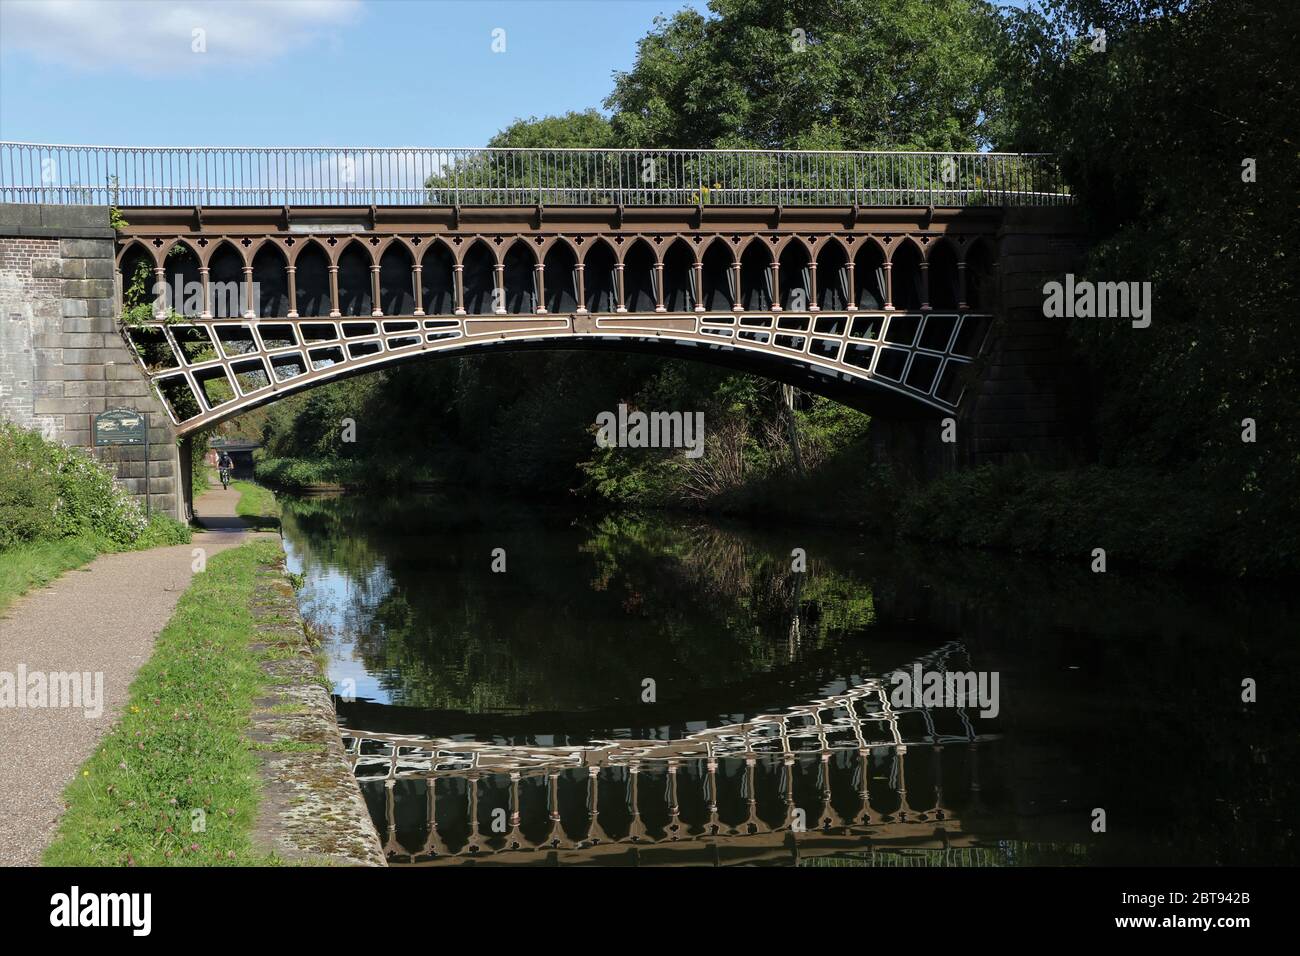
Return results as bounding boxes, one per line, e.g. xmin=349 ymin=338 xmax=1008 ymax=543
xmin=279 ymin=491 xmax=1298 ymax=867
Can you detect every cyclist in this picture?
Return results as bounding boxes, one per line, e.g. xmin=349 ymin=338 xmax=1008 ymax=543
xmin=218 ymin=450 xmax=233 ymax=490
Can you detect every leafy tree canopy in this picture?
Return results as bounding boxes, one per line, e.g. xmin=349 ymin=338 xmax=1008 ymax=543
xmin=487 ymin=110 xmax=616 ymax=149
xmin=604 ymin=0 xmax=1005 ymax=150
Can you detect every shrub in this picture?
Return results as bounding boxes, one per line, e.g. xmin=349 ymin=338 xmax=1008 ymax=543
xmin=895 ymin=462 xmax=1234 ymax=573
xmin=254 ymin=456 xmax=336 ymax=491
xmin=135 ymin=513 xmax=193 ymax=549
xmin=0 ymin=425 xmax=61 ymax=548
xmin=0 ymin=422 xmax=187 ymax=551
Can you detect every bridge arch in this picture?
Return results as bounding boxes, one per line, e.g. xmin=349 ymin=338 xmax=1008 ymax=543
xmin=699 ymin=237 xmax=734 ymax=313
xmin=419 ymin=239 xmax=456 ymax=316
xmin=582 ymin=237 xmax=618 ymax=314
xmin=160 ymin=242 xmax=202 ymax=317
xmin=201 ymin=237 xmax=246 ymax=270
xmin=460 ymin=239 xmax=497 ymax=315
xmin=336 ymin=239 xmax=375 ymax=317
xmin=146 ymin=328 xmax=963 ymax=436
xmin=926 ymin=238 xmax=961 ymax=311
xmin=502 ymin=239 xmax=537 ymax=314
xmin=115 ymin=236 xmax=157 ymax=271
xmin=292 ymin=240 xmax=333 ymax=317
xmin=207 ymin=240 xmax=246 ymax=318
xmin=662 ymin=238 xmax=694 ymax=312
xmin=623 ymin=237 xmax=657 ymax=313
xmin=110 ymin=222 xmax=1004 ymax=438
xmin=853 ymin=239 xmax=887 ymax=311
xmin=540 ymin=240 xmax=576 ymax=314
xmin=738 ymin=237 xmax=773 ymax=311
xmin=286 ymin=236 xmax=325 ymax=268
xmin=888 ymin=238 xmax=925 ymax=312
xmin=816 ymin=238 xmax=850 ymax=312
xmin=116 ymin=240 xmax=156 ymax=311
xmin=244 ymin=235 xmax=286 ymax=263
xmin=378 ymin=243 xmax=416 ymax=316
xmin=777 ymin=238 xmax=811 ymax=312
xmin=252 ymin=242 xmax=290 ymax=318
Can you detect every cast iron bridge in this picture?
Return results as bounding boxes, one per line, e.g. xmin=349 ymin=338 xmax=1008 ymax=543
xmin=2 ymin=143 xmax=1073 ymax=432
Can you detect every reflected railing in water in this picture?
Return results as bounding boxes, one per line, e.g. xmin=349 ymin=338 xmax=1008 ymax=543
xmin=344 ymin=642 xmax=1014 ymax=866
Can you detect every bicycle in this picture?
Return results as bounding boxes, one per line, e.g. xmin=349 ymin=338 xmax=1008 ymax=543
xmin=219 ymin=466 xmax=231 ymax=491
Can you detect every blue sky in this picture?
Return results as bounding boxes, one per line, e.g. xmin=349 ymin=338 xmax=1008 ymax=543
xmin=0 ymin=0 xmax=707 ymax=146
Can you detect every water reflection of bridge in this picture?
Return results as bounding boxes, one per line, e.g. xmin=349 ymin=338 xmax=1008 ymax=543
xmin=344 ymin=642 xmax=1006 ymax=866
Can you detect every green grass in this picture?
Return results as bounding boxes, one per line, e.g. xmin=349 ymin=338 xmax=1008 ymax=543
xmin=253 ymin=454 xmax=438 ymax=492
xmin=232 ymin=480 xmax=280 ymax=530
xmin=192 ymin=461 xmax=213 ymax=503
xmin=43 ymin=538 xmax=286 ymax=867
xmin=0 ymin=535 xmax=106 ymax=612
xmin=0 ymin=514 xmax=191 ymax=614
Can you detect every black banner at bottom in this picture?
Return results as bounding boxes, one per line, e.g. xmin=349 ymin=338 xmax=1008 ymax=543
xmin=0 ymin=865 xmax=1277 ymax=941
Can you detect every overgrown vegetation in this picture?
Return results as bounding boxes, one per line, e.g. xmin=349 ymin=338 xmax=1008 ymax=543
xmin=0 ymin=423 xmax=191 ymax=607
xmin=896 ymin=463 xmax=1233 ymax=572
xmin=982 ymin=0 xmax=1299 ymax=574
xmin=43 ymin=539 xmax=285 ymax=866
xmin=119 ymin=245 xmax=188 ymax=327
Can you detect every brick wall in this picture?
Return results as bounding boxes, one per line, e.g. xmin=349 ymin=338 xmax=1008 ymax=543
xmin=0 ymin=204 xmax=184 ymax=520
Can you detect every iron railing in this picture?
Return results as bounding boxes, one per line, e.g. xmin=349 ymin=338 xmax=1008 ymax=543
xmin=0 ymin=142 xmax=1071 ymax=208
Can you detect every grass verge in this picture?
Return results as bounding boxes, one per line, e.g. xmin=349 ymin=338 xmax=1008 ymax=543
xmin=0 ymin=515 xmax=191 ymax=614
xmin=0 ymin=536 xmax=105 ymax=612
xmin=232 ymin=480 xmax=280 ymax=530
xmin=254 ymin=454 xmax=437 ymax=492
xmin=43 ymin=538 xmax=285 ymax=866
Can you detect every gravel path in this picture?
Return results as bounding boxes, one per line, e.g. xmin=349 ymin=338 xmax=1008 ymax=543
xmin=0 ymin=485 xmax=268 ymax=865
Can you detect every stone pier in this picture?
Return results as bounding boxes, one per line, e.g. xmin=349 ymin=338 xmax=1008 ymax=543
xmin=0 ymin=203 xmax=185 ymax=521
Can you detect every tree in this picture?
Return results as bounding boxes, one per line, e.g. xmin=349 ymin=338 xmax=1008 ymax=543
xmin=994 ymin=0 xmax=1300 ymax=573
xmin=605 ymin=0 xmax=1005 ymax=150
xmin=425 ymin=111 xmax=617 ymax=203
xmin=486 ymin=110 xmax=615 ymax=149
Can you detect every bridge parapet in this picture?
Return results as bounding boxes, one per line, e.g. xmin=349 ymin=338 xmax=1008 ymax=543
xmin=0 ymin=142 xmax=1071 ymax=208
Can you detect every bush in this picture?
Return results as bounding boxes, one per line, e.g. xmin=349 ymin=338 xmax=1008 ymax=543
xmin=254 ymin=455 xmax=340 ymax=491
xmin=254 ymin=453 xmax=433 ymax=492
xmin=0 ymin=422 xmax=188 ymax=551
xmin=135 ymin=513 xmax=193 ymax=549
xmin=0 ymin=425 xmax=61 ymax=547
xmin=894 ymin=462 xmax=1244 ymax=573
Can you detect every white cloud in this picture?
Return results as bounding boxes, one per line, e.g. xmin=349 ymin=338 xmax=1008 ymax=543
xmin=0 ymin=0 xmax=363 ymax=74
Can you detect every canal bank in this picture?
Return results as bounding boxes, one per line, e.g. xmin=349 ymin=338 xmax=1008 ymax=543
xmin=0 ymin=485 xmax=249 ymax=866
xmin=29 ymin=483 xmax=382 ymax=866
xmin=243 ymin=543 xmax=386 ymax=866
